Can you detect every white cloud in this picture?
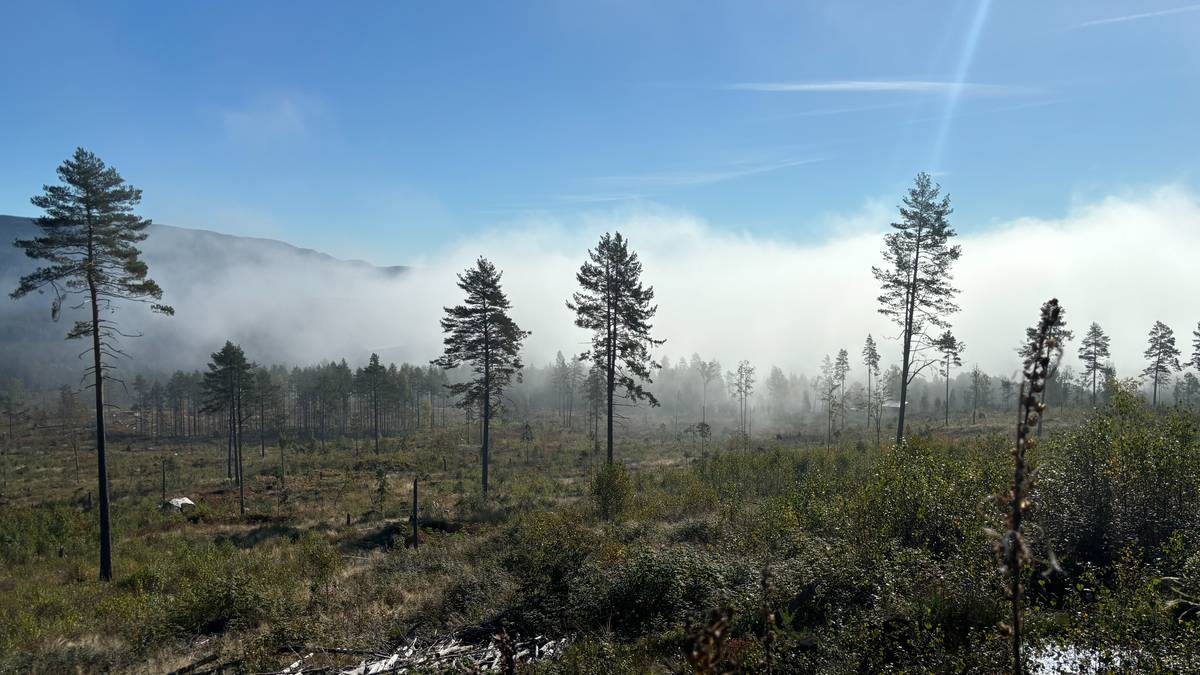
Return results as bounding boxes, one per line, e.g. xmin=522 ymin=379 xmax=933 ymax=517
xmin=772 ymin=102 xmax=909 ymax=118
xmin=727 ymin=80 xmax=1027 ymax=95
xmin=409 ymin=186 xmax=1200 ymax=382
xmin=1073 ymin=3 xmax=1200 ymax=28
xmin=555 ymin=193 xmax=644 ymax=204
xmin=594 ymin=157 xmax=824 ymax=188
xmin=220 ymin=96 xmax=311 ymax=142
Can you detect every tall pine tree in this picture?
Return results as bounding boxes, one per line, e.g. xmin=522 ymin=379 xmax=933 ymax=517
xmin=696 ymin=358 xmax=721 ymax=426
xmin=834 ymin=349 xmax=850 ymax=432
xmin=567 ymin=232 xmax=665 ymax=464
xmin=11 ymin=148 xmax=172 ymax=581
xmin=433 ymin=258 xmax=529 ymax=496
xmin=1078 ymin=322 xmax=1111 ymax=405
xmin=727 ymin=360 xmax=755 ymax=447
xmin=872 ymin=172 xmax=961 ymax=446
xmin=934 ymin=331 xmax=963 ymax=427
xmin=360 ymin=353 xmax=386 ymax=454
xmin=1190 ymin=321 xmax=1200 ymax=373
xmin=819 ymin=355 xmax=840 ymax=444
xmin=862 ymin=334 xmax=880 ymax=431
xmin=1143 ymin=321 xmax=1181 ymax=407
xmin=202 ymin=341 xmax=254 ymax=515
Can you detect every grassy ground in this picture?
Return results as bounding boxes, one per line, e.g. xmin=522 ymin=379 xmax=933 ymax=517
xmin=2 ymin=396 xmax=1198 ymax=673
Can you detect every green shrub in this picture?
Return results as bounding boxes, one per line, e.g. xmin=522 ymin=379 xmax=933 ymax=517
xmin=1036 ymin=391 xmax=1200 ymax=569
xmin=504 ymin=510 xmax=599 ymax=595
xmin=138 ymin=542 xmax=295 ymax=641
xmin=567 ymin=547 xmax=749 ymax=636
xmin=0 ymin=504 xmax=93 ymax=565
xmin=852 ymin=438 xmax=1001 ymax=557
xmin=438 ymin=561 xmax=515 ymax=625
xmin=295 ymin=532 xmax=340 ymax=591
xmin=590 ymin=462 xmax=632 ymax=521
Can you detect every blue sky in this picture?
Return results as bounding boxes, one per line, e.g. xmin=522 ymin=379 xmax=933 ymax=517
xmin=2 ymin=1 xmax=1199 ymax=264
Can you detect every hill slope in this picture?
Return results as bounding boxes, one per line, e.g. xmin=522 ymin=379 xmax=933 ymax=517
xmin=1 ymin=215 xmax=412 ymax=386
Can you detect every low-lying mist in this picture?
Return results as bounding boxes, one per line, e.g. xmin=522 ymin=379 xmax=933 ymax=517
xmin=404 ymin=185 xmax=1200 ymax=380
xmin=4 ymin=185 xmax=1198 ymax=387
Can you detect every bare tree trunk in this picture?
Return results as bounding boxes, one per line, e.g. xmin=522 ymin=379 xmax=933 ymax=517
xmin=237 ymin=385 xmax=245 ymax=516
xmin=895 ymin=234 xmax=924 ymax=447
xmin=481 ymin=397 xmax=490 ymax=496
xmin=72 ymin=426 xmax=80 ymax=483
xmin=945 ymin=359 xmax=950 ymax=427
xmin=227 ymin=405 xmax=233 ymax=480
xmin=482 ymin=337 xmax=491 ymax=496
xmin=411 ymin=477 xmax=419 ymax=550
xmin=90 ymin=279 xmax=113 ymax=582
xmin=865 ymin=368 xmax=871 ymax=431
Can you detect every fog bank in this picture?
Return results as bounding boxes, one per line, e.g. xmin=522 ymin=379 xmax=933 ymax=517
xmin=4 ymin=186 xmax=1198 ymax=386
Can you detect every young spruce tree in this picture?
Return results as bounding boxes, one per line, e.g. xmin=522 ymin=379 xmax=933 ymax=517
xmin=567 ymin=232 xmax=665 ymax=464
xmin=872 ymin=172 xmax=961 ymax=445
xmin=434 ymin=257 xmax=529 ymax=496
xmin=11 ymin=148 xmax=172 ymax=581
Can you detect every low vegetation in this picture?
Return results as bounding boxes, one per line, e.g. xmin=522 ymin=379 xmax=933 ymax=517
xmin=2 ymin=383 xmax=1199 ymax=672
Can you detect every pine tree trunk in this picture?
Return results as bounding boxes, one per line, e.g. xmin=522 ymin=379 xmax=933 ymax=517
xmin=875 ymin=405 xmax=881 ymax=449
xmin=896 ymin=329 xmax=912 ymax=446
xmin=606 ymin=355 xmax=614 ymax=464
xmin=866 ymin=369 xmax=871 ymax=430
xmin=896 ymin=235 xmax=923 ymax=447
xmin=90 ymin=279 xmax=113 ymax=582
xmin=411 ymin=477 xmax=419 ymax=550
xmin=481 ymin=397 xmax=490 ymax=496
xmin=259 ymin=396 xmax=266 ymax=458
xmin=236 ymin=383 xmax=245 ymax=516
xmin=482 ymin=341 xmax=491 ymax=496
xmin=227 ymin=405 xmax=234 ymax=480
xmin=945 ymin=360 xmax=950 ymax=427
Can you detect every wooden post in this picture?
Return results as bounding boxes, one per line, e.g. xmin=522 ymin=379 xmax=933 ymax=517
xmin=161 ymin=457 xmax=166 ymax=503
xmin=411 ymin=477 xmax=419 ymax=550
